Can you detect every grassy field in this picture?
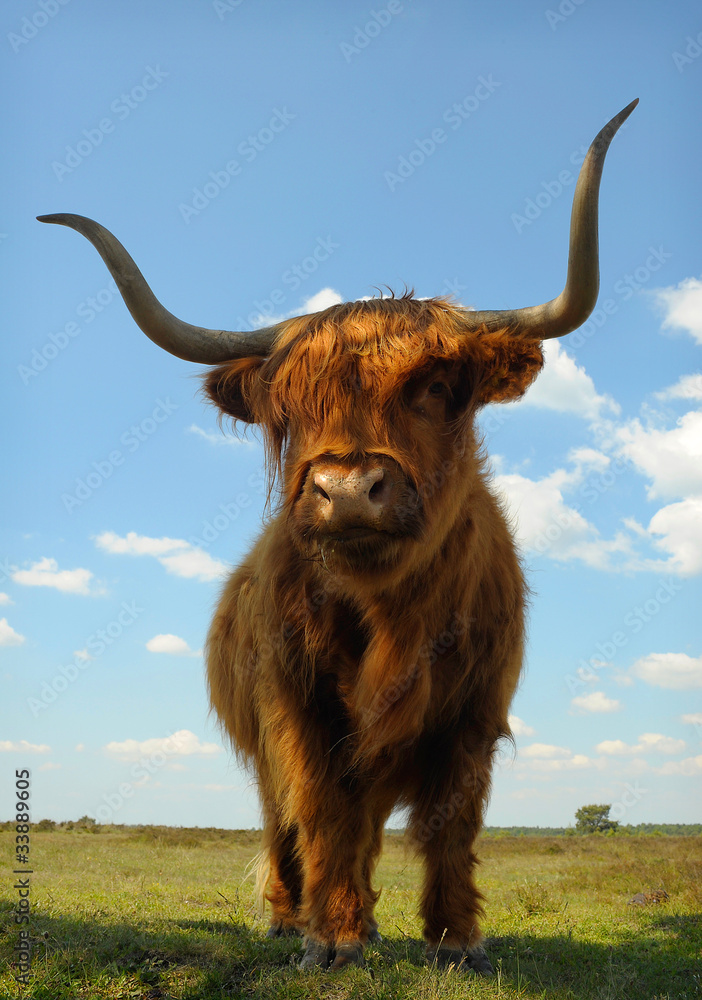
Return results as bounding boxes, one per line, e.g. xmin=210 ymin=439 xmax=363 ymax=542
xmin=1 ymin=827 xmax=700 ymax=999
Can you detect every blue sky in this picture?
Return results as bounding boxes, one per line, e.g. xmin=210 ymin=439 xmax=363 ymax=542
xmin=2 ymin=0 xmax=701 ymax=829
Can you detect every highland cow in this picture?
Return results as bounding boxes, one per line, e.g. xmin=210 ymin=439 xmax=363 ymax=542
xmin=39 ymin=98 xmax=637 ymax=973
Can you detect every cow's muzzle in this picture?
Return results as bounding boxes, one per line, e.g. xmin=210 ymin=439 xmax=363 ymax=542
xmin=312 ymin=465 xmax=393 ymax=533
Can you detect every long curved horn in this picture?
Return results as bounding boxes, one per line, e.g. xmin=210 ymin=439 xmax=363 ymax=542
xmin=36 ymin=214 xmax=285 ymax=362
xmin=460 ymin=98 xmax=638 ymax=340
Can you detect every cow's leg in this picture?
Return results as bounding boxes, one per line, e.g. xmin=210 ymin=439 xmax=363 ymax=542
xmin=296 ymin=799 xmax=375 ymax=970
xmin=411 ymin=752 xmax=495 ymax=975
xmin=263 ymin=821 xmax=303 ymax=938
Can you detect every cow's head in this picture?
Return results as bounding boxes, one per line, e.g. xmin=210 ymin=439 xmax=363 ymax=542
xmin=38 ymin=100 xmax=637 ymax=584
xmin=203 ymin=297 xmax=544 ymax=582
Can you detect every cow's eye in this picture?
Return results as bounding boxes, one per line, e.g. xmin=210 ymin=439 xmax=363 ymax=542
xmin=427 ymin=381 xmax=448 ymax=397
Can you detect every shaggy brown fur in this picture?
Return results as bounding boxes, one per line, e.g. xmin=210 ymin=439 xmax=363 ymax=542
xmin=204 ymin=296 xmax=543 ymax=971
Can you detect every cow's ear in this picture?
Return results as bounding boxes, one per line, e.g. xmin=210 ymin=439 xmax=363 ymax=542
xmin=475 ymin=338 xmax=544 ymax=405
xmin=202 ymin=357 xmax=266 ymax=423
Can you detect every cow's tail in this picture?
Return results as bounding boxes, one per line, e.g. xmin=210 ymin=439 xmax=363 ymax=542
xmin=249 ymin=847 xmax=271 ymax=916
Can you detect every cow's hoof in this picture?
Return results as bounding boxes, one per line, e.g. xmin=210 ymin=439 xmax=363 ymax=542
xmin=330 ymin=941 xmax=364 ymax=970
xmin=266 ymin=921 xmax=301 ymax=939
xmin=427 ymin=944 xmax=495 ymax=975
xmin=299 ymin=938 xmax=333 ymax=969
xmin=368 ymin=926 xmax=382 ymax=944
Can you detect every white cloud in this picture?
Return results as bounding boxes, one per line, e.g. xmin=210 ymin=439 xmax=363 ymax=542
xmin=0 ymin=740 xmax=50 ymax=753
xmin=489 ymin=307 xmax=702 ymax=581
xmin=638 ymin=732 xmax=687 ymax=754
xmin=508 ymin=714 xmax=535 ymax=737
xmin=646 ymin=498 xmax=702 ymax=577
xmin=103 ymin=729 xmax=222 ymax=762
xmin=595 ymin=739 xmax=631 ymax=756
xmin=75 ymin=744 xmax=85 ymax=752
xmin=96 ymin=531 xmax=228 ymax=583
xmin=681 ymin=712 xmax=702 ymax=726
xmin=655 ymin=755 xmax=702 ymax=776
xmin=0 ymin=593 xmax=12 ymax=605
xmin=518 ymin=753 xmax=598 ymax=772
xmin=495 ymin=469 xmax=592 ymax=554
xmin=299 ymin=288 xmax=344 ymax=314
xmin=11 ymin=557 xmax=99 ymax=596
xmin=520 ymin=743 xmax=571 ymax=759
xmin=250 ymin=287 xmax=344 ymax=328
xmin=506 ymin=742 xmax=606 ymax=775
xmin=188 ymin=424 xmax=259 ymax=448
xmin=520 ymin=341 xmax=619 ymax=421
xmin=653 ymin=275 xmax=702 ymax=345
xmin=612 ymin=671 xmax=635 ymax=688
xmin=39 ymin=761 xmax=61 ymax=771
xmin=568 ymin=447 xmax=611 ymax=473
xmin=537 ymin=754 xmax=596 ymax=771
xmin=596 ymin=733 xmax=686 ymax=756
xmin=571 ymin=691 xmax=621 ymax=713
xmin=97 ymin=531 xmax=186 ymax=557
xmin=614 ymin=411 xmax=702 ymax=501
xmin=494 ymin=362 xmax=702 ymax=577
xmin=159 ymin=548 xmax=228 ymax=582
xmin=146 ymin=634 xmax=201 ymax=657
xmin=494 ymin=455 xmax=634 ymax=572
xmin=0 ymin=618 xmax=25 ymax=647
xmin=655 ymin=373 xmax=702 ymax=402
xmin=631 ymin=652 xmax=702 ymax=690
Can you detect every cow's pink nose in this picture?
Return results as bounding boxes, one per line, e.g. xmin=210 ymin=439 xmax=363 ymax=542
xmin=313 ymin=466 xmax=390 ymax=522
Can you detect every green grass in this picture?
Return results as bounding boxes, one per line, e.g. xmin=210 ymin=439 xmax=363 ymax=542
xmin=1 ymin=828 xmax=700 ymax=999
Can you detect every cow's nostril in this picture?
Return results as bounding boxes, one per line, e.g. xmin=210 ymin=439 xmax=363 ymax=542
xmin=313 ymin=483 xmax=331 ymax=503
xmin=368 ymin=478 xmax=385 ymax=502
xmin=312 ymin=472 xmax=334 ymax=503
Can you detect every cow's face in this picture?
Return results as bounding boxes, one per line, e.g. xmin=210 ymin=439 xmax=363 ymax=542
xmin=205 ymin=298 xmax=543 ymax=583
